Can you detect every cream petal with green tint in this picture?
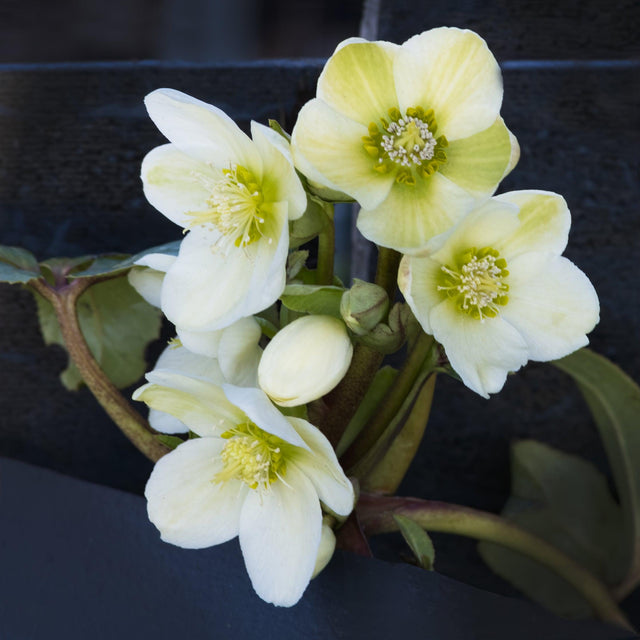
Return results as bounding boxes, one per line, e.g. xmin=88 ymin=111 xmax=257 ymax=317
xmin=141 ymin=144 xmax=216 ymax=228
xmin=145 ymin=89 xmax=262 ymax=173
xmin=356 ymin=172 xmax=476 ymax=253
xmin=145 ymin=438 xmax=247 ymax=548
xmin=394 ymin=28 xmax=502 ymax=141
xmin=439 ymin=118 xmax=515 ymax=197
xmin=502 ymin=254 xmax=599 ymax=361
xmin=292 ymin=99 xmax=395 ymax=210
xmin=317 ymin=40 xmax=399 ymax=125
xmin=218 ymin=317 xmax=262 ymax=387
xmin=239 ymin=465 xmax=321 ymax=606
xmin=494 ymin=191 xmax=571 ymax=259
xmin=430 ymin=299 xmax=529 ymax=398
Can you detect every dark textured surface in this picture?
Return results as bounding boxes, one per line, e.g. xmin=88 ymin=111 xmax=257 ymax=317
xmin=377 ymin=0 xmax=640 ymax=60
xmin=0 ymin=457 xmax=635 ymax=640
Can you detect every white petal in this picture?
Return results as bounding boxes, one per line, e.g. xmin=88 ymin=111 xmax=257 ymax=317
xmin=221 ymin=385 xmax=309 ymax=450
xmin=141 ymin=144 xmax=215 ymax=228
xmin=144 ymin=89 xmax=262 ymax=173
xmin=128 ymin=266 xmax=165 ymax=308
xmin=258 ymin=315 xmax=353 ymax=407
xmin=134 ymin=372 xmax=245 ymax=437
xmin=145 ymin=438 xmax=246 ymax=548
xmin=312 ymin=522 xmax=337 ymax=579
xmin=502 ymin=254 xmax=599 ymax=361
xmin=134 ymin=252 xmax=176 ymax=272
xmin=239 ymin=465 xmax=321 ymax=606
xmin=395 ymin=28 xmax=502 ymax=141
xmin=218 ymin=317 xmax=262 ymax=387
xmin=287 ymin=417 xmax=354 ymax=517
xmin=148 ymin=408 xmax=189 ymax=435
xmin=430 ymin=300 xmax=529 ymax=397
xmin=177 ymin=327 xmax=223 ymax=358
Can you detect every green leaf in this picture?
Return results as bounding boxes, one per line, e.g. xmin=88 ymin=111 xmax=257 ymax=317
xmin=479 ymin=440 xmax=626 ymax=618
xmin=289 ymin=195 xmax=331 ymax=249
xmin=0 ymin=245 xmax=41 ymax=283
xmin=268 ymin=119 xmax=291 ymax=142
xmin=280 ymin=284 xmax=344 ymax=318
xmin=33 ymin=276 xmax=162 ymax=390
xmin=393 ymin=514 xmax=436 ymax=570
xmin=156 ymin=434 xmax=185 ymax=450
xmin=553 ymin=348 xmax=640 ymax=590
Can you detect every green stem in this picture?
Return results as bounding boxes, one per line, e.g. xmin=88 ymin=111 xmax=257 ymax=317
xmin=32 ymin=278 xmax=168 ymax=463
xmin=316 ymin=204 xmax=335 ymax=285
xmin=358 ymin=494 xmax=634 ymax=631
xmin=374 ymin=246 xmax=401 ymax=300
xmin=341 ymin=332 xmax=435 ymax=470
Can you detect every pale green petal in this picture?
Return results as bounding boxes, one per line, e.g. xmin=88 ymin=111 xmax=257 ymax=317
xmin=494 ymin=190 xmax=571 ymax=259
xmin=141 ymin=144 xmax=215 ymax=228
xmin=145 ymin=438 xmax=246 ymax=548
xmin=502 ymin=254 xmax=599 ymax=361
xmin=144 ymin=89 xmax=262 ymax=173
xmin=430 ymin=299 xmax=529 ymax=398
xmin=218 ymin=317 xmax=262 ymax=387
xmin=292 ymin=99 xmax=395 ymax=210
xmin=134 ymin=371 xmax=244 ymax=436
xmin=317 ymin=40 xmax=399 ymax=125
xmin=395 ymin=28 xmax=502 ymax=141
xmin=288 ymin=417 xmax=354 ymax=517
xmin=222 ymin=385 xmax=309 ymax=450
xmin=397 ymin=254 xmax=445 ymax=335
xmin=439 ymin=118 xmax=514 ymax=196
xmin=258 ymin=315 xmax=353 ymax=407
xmin=239 ymin=465 xmax=321 ymax=606
xmin=251 ymin=121 xmax=307 ymax=221
xmin=356 ymin=173 xmax=476 ymax=254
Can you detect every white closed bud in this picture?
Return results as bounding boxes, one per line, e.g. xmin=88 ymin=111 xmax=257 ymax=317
xmin=258 ymin=315 xmax=353 ymax=407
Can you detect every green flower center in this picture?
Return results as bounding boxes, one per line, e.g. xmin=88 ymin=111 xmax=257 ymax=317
xmin=437 ymin=247 xmax=509 ymax=321
xmin=363 ymin=106 xmax=448 ymax=186
xmin=187 ymin=165 xmax=266 ymax=248
xmin=215 ymin=422 xmax=288 ymax=491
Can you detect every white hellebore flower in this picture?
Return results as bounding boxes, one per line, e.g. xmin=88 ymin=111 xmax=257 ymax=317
xmin=141 ymin=88 xmax=307 ymax=331
xmin=398 ymin=191 xmax=600 ymax=397
xmin=258 ymin=315 xmax=353 ymax=407
xmin=134 ymin=374 xmax=354 ymax=607
xmin=291 ymin=27 xmax=519 ymax=254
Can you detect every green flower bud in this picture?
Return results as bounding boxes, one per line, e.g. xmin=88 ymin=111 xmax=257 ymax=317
xmin=340 ymin=279 xmax=389 ymax=336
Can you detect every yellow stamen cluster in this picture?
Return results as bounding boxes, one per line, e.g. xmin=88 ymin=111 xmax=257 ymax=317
xmin=215 ymin=422 xmax=288 ymax=491
xmin=438 ymin=247 xmax=509 ymax=321
xmin=363 ymin=106 xmax=448 ymax=186
xmin=187 ymin=165 xmax=265 ymax=248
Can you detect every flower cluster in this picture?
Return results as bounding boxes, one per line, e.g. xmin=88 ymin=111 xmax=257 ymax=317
xmin=132 ymin=26 xmax=599 ymax=607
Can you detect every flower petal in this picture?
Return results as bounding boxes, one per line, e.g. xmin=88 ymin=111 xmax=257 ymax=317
xmin=221 ymin=385 xmax=309 ymax=450
xmin=145 ymin=438 xmax=247 ymax=548
xmin=239 ymin=465 xmax=321 ymax=606
xmin=430 ymin=299 xmax=529 ymax=397
xmin=395 ymin=27 xmax=503 ymax=141
xmin=177 ymin=327 xmax=223 ymax=358
xmin=502 ymin=254 xmax=599 ymax=361
xmin=356 ymin=173 xmax=476 ymax=253
xmin=128 ymin=266 xmax=165 ymax=308
xmin=287 ymin=417 xmax=354 ymax=517
xmin=141 ymin=144 xmax=215 ymax=228
xmin=292 ymin=98 xmax=395 ymax=210
xmin=317 ymin=40 xmax=400 ymax=125
xmin=494 ymin=190 xmax=571 ymax=259
xmin=218 ymin=317 xmax=262 ymax=387
xmin=439 ymin=118 xmax=515 ymax=197
xmin=145 ymin=89 xmax=261 ymax=172
xmin=134 ymin=371 xmax=245 ymax=437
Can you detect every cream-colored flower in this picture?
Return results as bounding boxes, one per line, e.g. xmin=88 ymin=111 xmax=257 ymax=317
xmin=258 ymin=315 xmax=353 ymax=407
xmin=142 ymin=89 xmax=306 ymax=331
xmin=134 ymin=375 xmax=354 ymax=606
xmin=398 ymin=191 xmax=599 ymax=397
xmin=291 ymin=28 xmax=518 ymax=254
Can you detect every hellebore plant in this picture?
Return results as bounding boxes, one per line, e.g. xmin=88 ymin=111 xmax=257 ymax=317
xmin=9 ymin=25 xmax=639 ymax=633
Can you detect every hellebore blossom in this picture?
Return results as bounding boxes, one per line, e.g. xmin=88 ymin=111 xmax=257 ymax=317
xmin=258 ymin=315 xmax=353 ymax=407
xmin=291 ymin=27 xmax=518 ymax=254
xmin=398 ymin=191 xmax=600 ymax=397
xmin=141 ymin=89 xmax=307 ymax=331
xmin=134 ymin=374 xmax=354 ymax=606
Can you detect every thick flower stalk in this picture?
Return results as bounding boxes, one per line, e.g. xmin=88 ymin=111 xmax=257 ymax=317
xmin=141 ymin=89 xmax=307 ymax=331
xmin=134 ymin=373 xmax=354 ymax=606
xmin=398 ymin=190 xmax=600 ymax=397
xmin=291 ymin=27 xmax=519 ymax=253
